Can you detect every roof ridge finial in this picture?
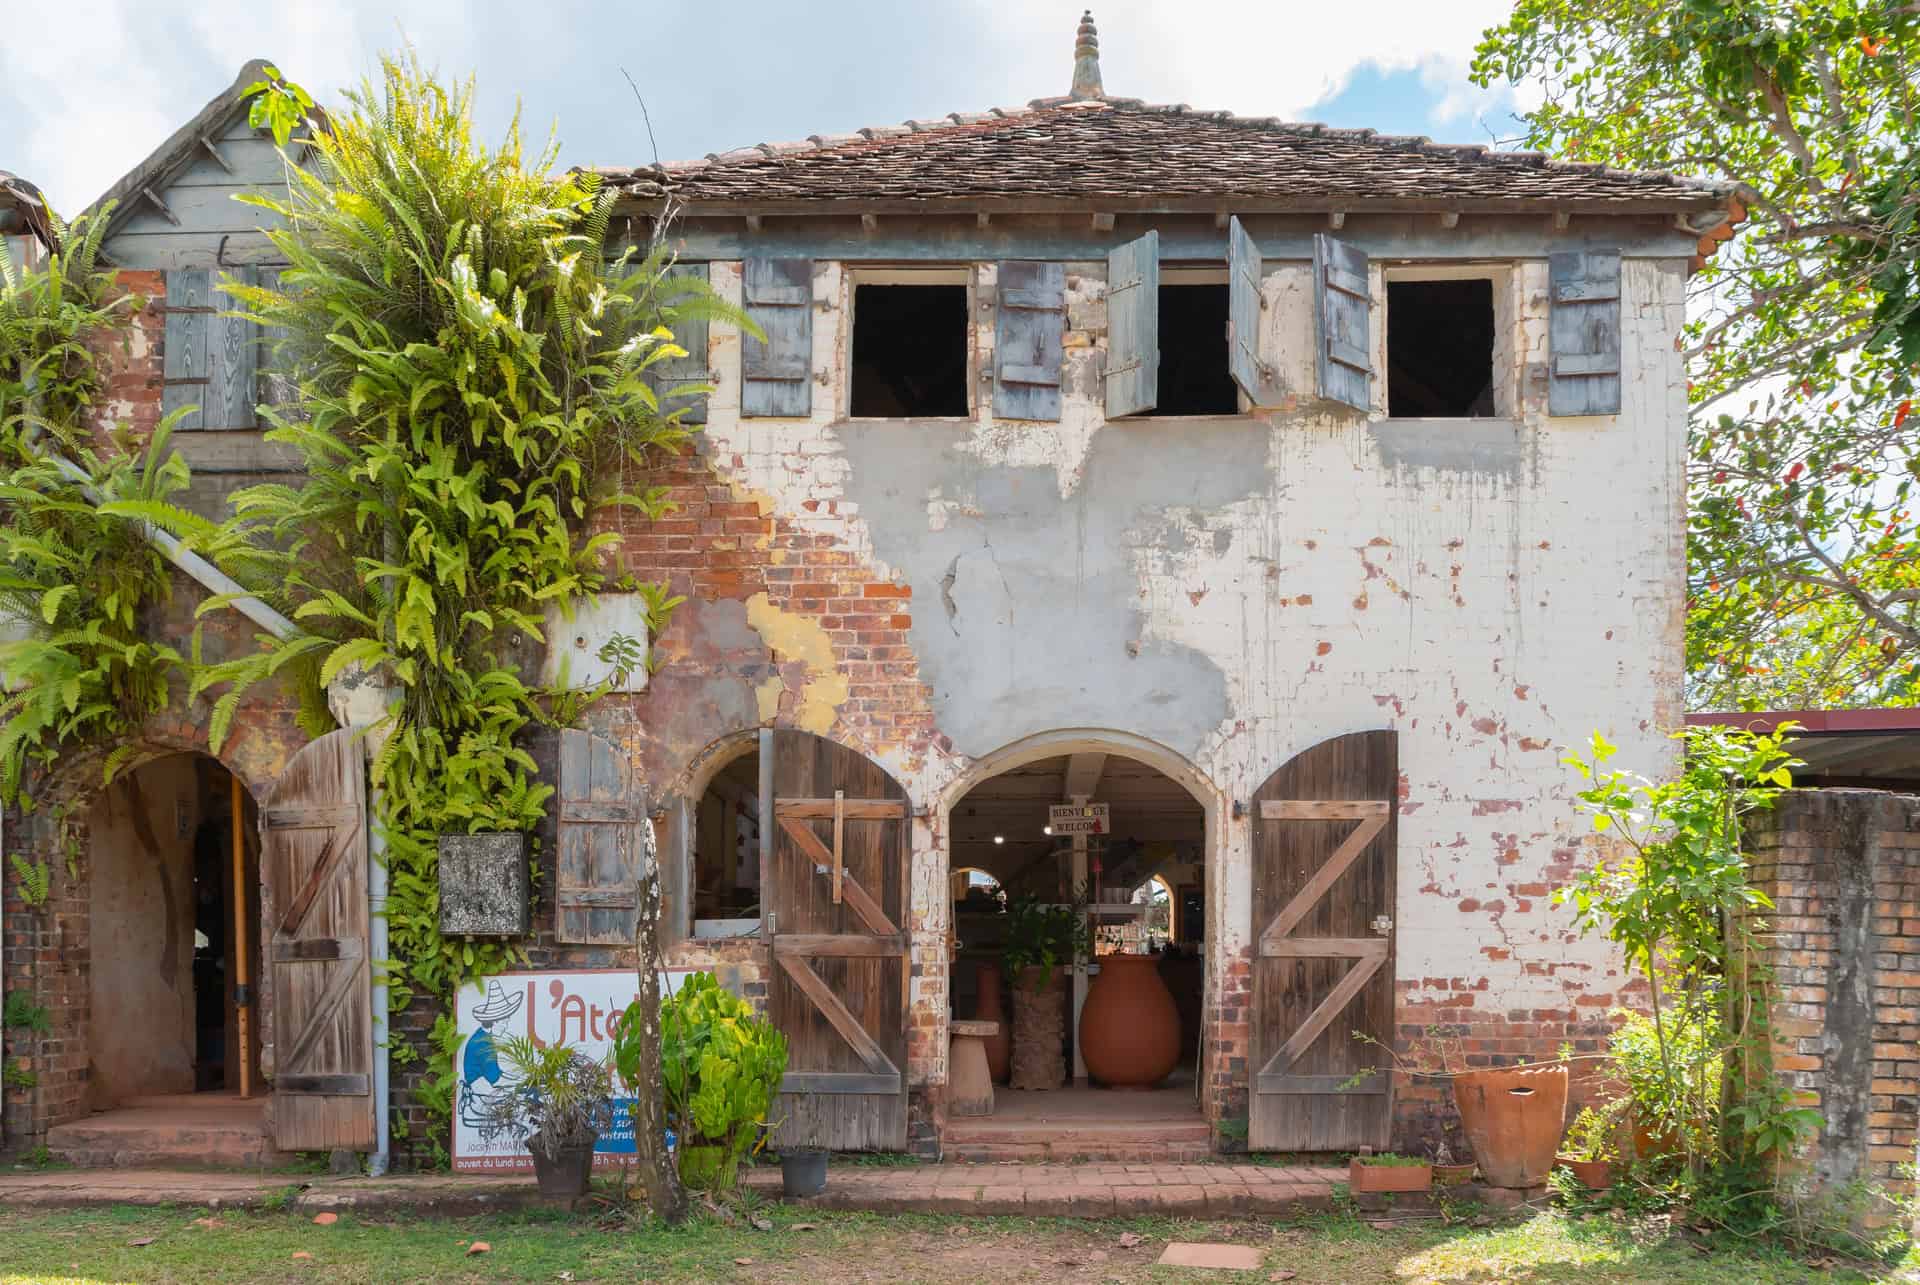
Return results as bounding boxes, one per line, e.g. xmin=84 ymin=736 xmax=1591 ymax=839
xmin=1071 ymin=10 xmax=1103 ymax=100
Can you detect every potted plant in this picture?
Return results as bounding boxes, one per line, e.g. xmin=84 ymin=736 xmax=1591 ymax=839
xmin=474 ymin=1035 xmax=615 ymax=1202
xmin=1347 ymin=1153 xmax=1434 ymax=1194
xmin=617 ymin=972 xmax=787 ymax=1194
xmin=1432 ymin=1137 xmax=1476 ymax=1185
xmin=1002 ymin=895 xmax=1091 ymax=1091
xmin=1556 ymin=1104 xmax=1620 ymax=1189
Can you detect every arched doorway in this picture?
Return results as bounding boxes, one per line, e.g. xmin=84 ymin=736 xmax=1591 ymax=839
xmin=941 ymin=733 xmax=1216 ymax=1159
xmin=80 ymin=751 xmax=263 ymax=1108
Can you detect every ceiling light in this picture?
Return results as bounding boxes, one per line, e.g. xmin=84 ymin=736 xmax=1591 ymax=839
xmin=993 ymin=834 xmax=1005 ymax=845
xmin=1042 ymin=825 xmax=1053 ymax=835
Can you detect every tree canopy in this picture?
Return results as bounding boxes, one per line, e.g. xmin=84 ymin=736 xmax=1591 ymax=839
xmin=1474 ymin=1 xmax=1920 ymax=710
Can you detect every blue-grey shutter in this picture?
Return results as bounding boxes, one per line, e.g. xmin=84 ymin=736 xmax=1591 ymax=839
xmin=993 ymin=261 xmax=1065 ymax=421
xmin=742 ymin=258 xmax=812 ymax=418
xmin=653 ymin=262 xmax=711 ymax=425
xmin=1228 ymin=216 xmax=1267 ymax=404
xmin=1313 ymin=234 xmax=1372 ymax=412
xmin=255 ymin=265 xmax=299 ymax=413
xmin=208 ymin=265 xmax=259 ymax=429
xmin=1105 ymin=232 xmax=1158 ymax=417
xmin=161 ymin=268 xmax=212 ymax=430
xmin=1549 ymin=249 xmax=1622 ymax=416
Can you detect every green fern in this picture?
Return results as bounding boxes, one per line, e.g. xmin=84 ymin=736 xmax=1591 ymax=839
xmin=2 ymin=991 xmax=51 ymax=1034
xmin=8 ymin=854 xmax=49 ymax=908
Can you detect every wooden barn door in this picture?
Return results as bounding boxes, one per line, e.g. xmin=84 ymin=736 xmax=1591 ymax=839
xmin=262 ymin=728 xmax=374 ymax=1152
xmin=1249 ymin=730 xmax=1397 ymax=1152
xmin=764 ymin=729 xmax=910 ymax=1151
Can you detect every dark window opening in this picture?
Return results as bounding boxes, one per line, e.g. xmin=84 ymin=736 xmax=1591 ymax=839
xmin=851 ymin=284 xmax=969 ymax=417
xmin=1156 ymin=284 xmax=1239 ymax=415
xmin=694 ymin=749 xmax=762 ymax=927
xmin=1387 ymin=279 xmax=1496 ymax=417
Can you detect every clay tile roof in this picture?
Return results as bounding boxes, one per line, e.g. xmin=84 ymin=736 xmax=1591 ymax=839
xmin=607 ymin=98 xmax=1733 ymax=212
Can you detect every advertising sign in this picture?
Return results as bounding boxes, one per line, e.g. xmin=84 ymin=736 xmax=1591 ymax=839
xmin=451 ymin=969 xmax=692 ymax=1173
xmin=1048 ymin=802 xmax=1111 ymax=835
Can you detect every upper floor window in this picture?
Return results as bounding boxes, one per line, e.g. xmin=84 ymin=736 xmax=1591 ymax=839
xmin=850 ymin=268 xmax=970 ymax=418
xmin=1387 ymin=277 xmax=1496 ymax=417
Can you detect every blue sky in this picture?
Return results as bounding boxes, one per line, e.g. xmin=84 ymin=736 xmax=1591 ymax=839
xmin=1 ymin=1 xmax=1533 ymax=216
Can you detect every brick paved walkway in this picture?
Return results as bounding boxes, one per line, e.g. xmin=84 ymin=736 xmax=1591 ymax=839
xmin=0 ymin=1161 xmax=1376 ymax=1219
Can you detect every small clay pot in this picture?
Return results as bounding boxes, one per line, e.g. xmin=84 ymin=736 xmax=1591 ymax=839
xmin=1452 ymin=1064 xmax=1569 ymax=1189
xmin=1078 ymin=954 xmax=1181 ymax=1089
xmin=1433 ymin=1162 xmax=1478 ymax=1186
xmin=1556 ymin=1155 xmax=1613 ymax=1189
xmin=1347 ymin=1158 xmax=1433 ymax=1193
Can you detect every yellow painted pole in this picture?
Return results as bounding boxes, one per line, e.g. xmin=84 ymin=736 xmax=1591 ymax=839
xmin=231 ymin=771 xmax=252 ymax=1099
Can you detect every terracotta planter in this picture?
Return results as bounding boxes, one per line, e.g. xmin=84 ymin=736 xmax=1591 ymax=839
xmin=1452 ymin=1064 xmax=1568 ymax=1188
xmin=1010 ymin=966 xmax=1067 ymax=1090
xmin=1556 ymin=1155 xmax=1614 ymax=1189
xmin=973 ymin=961 xmax=1012 ymax=1084
xmin=1433 ymin=1162 xmax=1478 ymax=1186
xmin=1347 ymin=1158 xmax=1434 ymax=1193
xmin=1079 ymin=954 xmax=1181 ymax=1089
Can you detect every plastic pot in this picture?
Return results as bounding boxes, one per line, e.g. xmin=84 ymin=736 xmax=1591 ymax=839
xmin=781 ymin=1147 xmax=829 ymax=1198
xmin=528 ymin=1131 xmax=597 ymax=1201
xmin=1451 ymin=1064 xmax=1568 ymax=1188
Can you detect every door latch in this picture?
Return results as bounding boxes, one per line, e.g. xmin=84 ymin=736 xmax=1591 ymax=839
xmin=1370 ymin=914 xmax=1393 ymax=936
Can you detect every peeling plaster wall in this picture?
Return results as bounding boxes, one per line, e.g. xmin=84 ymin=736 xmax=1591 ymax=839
xmin=632 ymin=247 xmax=1687 ymax=1144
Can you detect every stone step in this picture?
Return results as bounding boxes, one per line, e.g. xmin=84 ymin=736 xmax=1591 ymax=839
xmin=943 ymin=1118 xmax=1214 ymax=1164
xmin=47 ymin=1104 xmax=293 ymax=1171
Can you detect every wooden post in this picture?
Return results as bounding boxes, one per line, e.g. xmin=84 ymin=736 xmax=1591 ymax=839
xmin=831 ymin=789 xmax=845 ymax=904
xmin=1070 ymin=792 xmax=1090 ymax=1084
xmin=230 ymin=771 xmax=252 ymax=1099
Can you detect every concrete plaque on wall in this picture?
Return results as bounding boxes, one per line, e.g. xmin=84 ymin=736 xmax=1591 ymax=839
xmin=438 ymin=832 xmax=530 ymax=936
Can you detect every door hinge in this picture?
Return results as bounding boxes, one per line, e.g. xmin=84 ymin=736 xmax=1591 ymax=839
xmin=1370 ymin=915 xmax=1393 ymax=936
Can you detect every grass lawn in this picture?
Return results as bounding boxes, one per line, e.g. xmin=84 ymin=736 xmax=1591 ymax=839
xmin=0 ymin=1201 xmax=1912 ymax=1283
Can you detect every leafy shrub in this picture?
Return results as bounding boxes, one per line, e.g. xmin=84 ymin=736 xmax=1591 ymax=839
xmin=617 ymin=972 xmax=786 ymax=1192
xmin=1561 ymin=1104 xmax=1621 ymax=1164
xmin=472 ymin=1033 xmax=615 ymax=1164
xmin=1002 ymin=894 xmax=1092 ymax=989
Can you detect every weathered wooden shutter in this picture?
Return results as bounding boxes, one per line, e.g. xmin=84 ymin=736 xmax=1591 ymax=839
xmin=555 ymin=727 xmax=648 ymax=946
xmin=1248 ymin=730 xmax=1397 ymax=1153
xmin=1228 ymin=216 xmax=1267 ymax=404
xmin=1549 ymin=249 xmax=1622 ymax=416
xmin=1105 ymin=232 xmax=1158 ymax=417
xmin=764 ymin=728 xmax=910 ymax=1151
xmin=742 ymin=258 xmax=813 ymax=417
xmin=255 ymin=265 xmax=299 ymax=412
xmin=1313 ymin=235 xmax=1372 ymax=412
xmin=263 ymin=727 xmax=374 ymax=1152
xmin=162 ymin=267 xmax=260 ymax=430
xmin=993 ymin=260 xmax=1066 ymax=421
xmin=652 ymin=262 xmax=711 ymax=425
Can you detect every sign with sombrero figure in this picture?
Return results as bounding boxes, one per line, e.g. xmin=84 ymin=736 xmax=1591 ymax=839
xmin=452 ymin=969 xmax=693 ymax=1173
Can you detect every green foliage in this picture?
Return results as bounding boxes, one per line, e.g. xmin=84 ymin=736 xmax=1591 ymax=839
xmin=198 ymin=54 xmax=746 ymax=1157
xmin=1002 ymin=893 xmax=1093 ymax=989
xmin=618 ymin=972 xmax=787 ymax=1193
xmin=1562 ymin=1104 xmax=1621 ymax=1164
xmin=1475 ymin=3 xmax=1920 ymax=709
xmin=239 ymin=64 xmax=315 ymax=148
xmin=2 ymin=1057 xmax=36 ymax=1090
xmin=474 ymin=1033 xmax=617 ymax=1162
xmin=1354 ymin=1153 xmax=1430 ymax=1168
xmin=8 ymin=854 xmax=50 ymax=908
xmin=0 ymin=204 xmax=136 ymax=451
xmin=2 ymin=990 xmax=52 ymax=1034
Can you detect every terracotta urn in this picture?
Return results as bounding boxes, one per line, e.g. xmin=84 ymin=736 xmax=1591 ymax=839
xmin=1452 ymin=1064 xmax=1568 ymax=1188
xmin=1078 ymin=953 xmax=1181 ymax=1088
xmin=973 ymin=961 xmax=1012 ymax=1084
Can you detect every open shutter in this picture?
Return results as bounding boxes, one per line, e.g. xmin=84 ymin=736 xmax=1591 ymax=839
xmin=256 ymin=265 xmax=299 ymax=413
xmin=263 ymin=727 xmax=374 ymax=1152
xmin=1228 ymin=216 xmax=1268 ymax=404
xmin=1549 ymin=249 xmax=1622 ymax=416
xmin=161 ymin=268 xmax=212 ymax=430
xmin=555 ymin=727 xmax=647 ymax=946
xmin=208 ymin=266 xmax=259 ymax=428
xmin=742 ymin=258 xmax=812 ymax=417
xmin=653 ymin=262 xmax=711 ymax=425
xmin=1313 ymin=234 xmax=1372 ymax=412
xmin=1248 ymin=730 xmax=1397 ymax=1152
xmin=993 ymin=260 xmax=1065 ymax=421
xmin=1104 ymin=232 xmax=1158 ymax=417
xmin=765 ymin=729 xmax=910 ymax=1151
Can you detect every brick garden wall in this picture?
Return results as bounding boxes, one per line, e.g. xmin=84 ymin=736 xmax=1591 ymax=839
xmin=1746 ymin=789 xmax=1920 ymax=1214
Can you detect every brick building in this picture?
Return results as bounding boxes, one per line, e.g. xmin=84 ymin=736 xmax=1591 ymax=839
xmin=3 ymin=19 xmax=1743 ymax=1168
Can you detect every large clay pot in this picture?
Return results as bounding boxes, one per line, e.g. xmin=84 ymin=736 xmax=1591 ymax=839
xmin=1078 ymin=953 xmax=1181 ymax=1089
xmin=1452 ymin=1064 xmax=1568 ymax=1188
xmin=1010 ymin=966 xmax=1067 ymax=1090
xmin=973 ymin=961 xmax=1012 ymax=1084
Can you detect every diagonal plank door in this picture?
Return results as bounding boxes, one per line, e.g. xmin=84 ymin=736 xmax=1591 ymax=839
xmin=262 ymin=728 xmax=374 ymax=1151
xmin=764 ymin=729 xmax=910 ymax=1151
xmin=1249 ymin=730 xmax=1397 ymax=1152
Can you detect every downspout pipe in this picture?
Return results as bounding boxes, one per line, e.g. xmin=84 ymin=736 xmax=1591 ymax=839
xmin=366 ymin=778 xmax=391 ymax=1176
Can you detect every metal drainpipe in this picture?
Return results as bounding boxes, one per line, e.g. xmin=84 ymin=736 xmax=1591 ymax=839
xmin=367 ymin=781 xmax=391 ymax=1176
